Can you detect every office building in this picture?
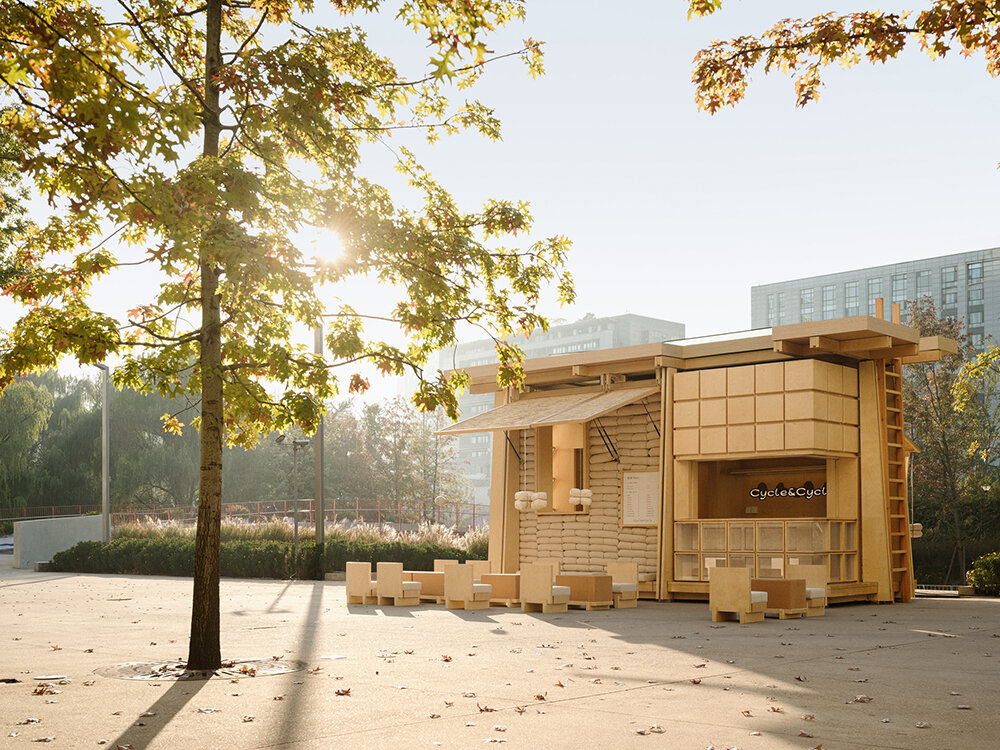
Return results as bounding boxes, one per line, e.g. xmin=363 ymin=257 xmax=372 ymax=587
xmin=750 ymin=247 xmax=1000 ymax=349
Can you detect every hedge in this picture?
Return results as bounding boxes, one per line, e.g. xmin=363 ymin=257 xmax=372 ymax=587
xmin=967 ymin=551 xmax=1000 ymax=596
xmin=51 ymin=537 xmax=475 ymax=580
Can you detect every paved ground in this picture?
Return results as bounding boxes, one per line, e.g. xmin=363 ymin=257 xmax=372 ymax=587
xmin=2 ymin=556 xmax=998 ymax=749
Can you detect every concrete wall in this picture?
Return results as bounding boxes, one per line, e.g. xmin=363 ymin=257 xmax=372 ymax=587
xmin=518 ymin=396 xmax=661 ymax=578
xmin=14 ymin=515 xmax=103 ymax=569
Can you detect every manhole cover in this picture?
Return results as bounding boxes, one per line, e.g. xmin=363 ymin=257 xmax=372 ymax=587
xmin=96 ymin=658 xmax=306 ymax=681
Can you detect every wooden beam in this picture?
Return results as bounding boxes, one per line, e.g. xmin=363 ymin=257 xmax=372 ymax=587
xmin=867 ymin=344 xmax=920 ymax=359
xmin=900 ymin=351 xmax=945 ymax=364
xmin=654 ymin=355 xmax=685 ymax=369
xmin=774 ymin=340 xmax=809 ymax=357
xmin=839 ymin=335 xmax=893 ymax=352
xmin=808 ymin=335 xmax=842 ymax=352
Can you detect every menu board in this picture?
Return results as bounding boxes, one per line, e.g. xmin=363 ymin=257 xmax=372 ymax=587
xmin=621 ymin=470 xmax=659 ymax=526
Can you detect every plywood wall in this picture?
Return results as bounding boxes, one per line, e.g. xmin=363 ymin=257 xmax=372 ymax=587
xmin=673 ymin=360 xmax=859 ymax=457
xmin=517 ymin=396 xmax=661 ymax=578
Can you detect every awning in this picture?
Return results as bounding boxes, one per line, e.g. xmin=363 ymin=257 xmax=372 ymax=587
xmin=437 ymin=386 xmax=659 ymax=435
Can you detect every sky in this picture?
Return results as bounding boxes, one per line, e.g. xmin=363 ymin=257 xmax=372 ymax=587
xmin=3 ymin=0 xmax=1000 ymax=396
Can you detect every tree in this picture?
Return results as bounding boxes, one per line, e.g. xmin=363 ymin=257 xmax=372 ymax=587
xmin=688 ymin=0 xmax=1000 ymax=113
xmin=0 ymin=377 xmax=53 ymax=505
xmin=0 ymin=104 xmax=28 ymax=287
xmin=0 ymin=1 xmax=572 ymax=669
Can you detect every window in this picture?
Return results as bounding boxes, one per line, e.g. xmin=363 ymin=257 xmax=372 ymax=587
xmin=800 ymin=289 xmax=815 ymax=322
xmin=868 ymin=278 xmax=883 ymax=317
xmin=822 ymin=285 xmax=836 ymax=320
xmin=892 ymin=274 xmax=906 ymax=303
xmin=969 ymin=286 xmax=984 ymax=304
xmin=766 ymin=294 xmax=776 ymax=326
xmin=535 ymin=423 xmax=587 ymax=513
xmin=943 ymin=290 xmax=958 ymax=307
xmin=968 ymin=261 xmax=984 ymax=283
xmin=916 ymin=270 xmax=931 ymax=297
xmin=845 ymin=282 xmax=859 ymax=316
xmin=969 ymin=310 xmax=984 ymax=326
xmin=971 ymin=332 xmax=984 ymax=349
xmin=942 ymin=266 xmax=958 ymax=286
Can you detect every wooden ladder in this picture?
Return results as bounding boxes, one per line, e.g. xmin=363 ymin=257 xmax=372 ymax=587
xmin=879 ymin=358 xmax=912 ymax=602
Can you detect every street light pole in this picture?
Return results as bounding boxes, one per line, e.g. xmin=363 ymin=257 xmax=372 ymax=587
xmin=94 ymin=364 xmax=110 ymax=543
xmin=313 ymin=325 xmax=324 ymax=546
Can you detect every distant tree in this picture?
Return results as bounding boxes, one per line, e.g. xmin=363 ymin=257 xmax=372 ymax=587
xmin=0 ymin=378 xmax=53 ymax=506
xmin=904 ymin=298 xmax=998 ymax=581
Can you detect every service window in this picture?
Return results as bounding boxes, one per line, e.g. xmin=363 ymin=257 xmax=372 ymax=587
xmin=535 ymin=423 xmax=587 ymax=513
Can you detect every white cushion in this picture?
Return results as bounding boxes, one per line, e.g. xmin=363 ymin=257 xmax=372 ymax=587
xmin=401 ymin=581 xmax=421 ymax=592
xmin=806 ymin=587 xmax=826 ymax=599
xmin=472 ymin=583 xmax=492 ymax=595
xmin=750 ymin=590 xmax=768 ymax=605
xmin=612 ymin=582 xmax=638 ymax=593
xmin=551 ymin=585 xmax=571 ymax=597
xmin=638 ymin=573 xmax=656 ymax=582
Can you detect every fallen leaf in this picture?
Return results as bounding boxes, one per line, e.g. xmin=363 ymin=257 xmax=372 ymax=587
xmin=242 ymin=716 xmax=254 ymax=723
xmin=441 ymin=655 xmax=452 ymax=663
xmin=741 ymin=711 xmax=753 ymax=717
xmin=444 ymin=701 xmax=454 ymax=707
xmin=634 ymin=729 xmax=649 ymax=736
xmin=849 ymin=695 xmax=872 ymax=704
xmin=915 ymin=721 xmax=931 ymax=729
xmin=463 ymin=691 xmax=477 ymax=698
xmin=554 ymin=681 xmax=565 ymax=688
xmin=769 ymin=706 xmax=783 ymax=713
xmin=32 ymin=738 xmax=56 ymax=743
xmin=799 ymin=730 xmax=814 ymax=737
xmin=335 ymin=688 xmax=351 ymax=696
xmin=648 ymin=725 xmax=665 ymax=734
xmin=16 ymin=718 xmax=41 ymax=725
xmin=49 ymin=645 xmax=61 ymax=651
xmin=802 ymin=714 xmax=815 ymax=721
xmin=534 ymin=694 xmax=546 ymax=701
xmin=493 ymin=725 xmax=507 ymax=732
xmin=429 ymin=714 xmax=441 ymax=719
xmin=795 ymin=675 xmax=807 ymax=682
xmin=196 ymin=708 xmax=220 ymax=714
xmin=690 ymin=679 xmax=701 ymax=684
xmin=478 ymin=704 xmax=497 ymax=712
xmin=956 ymin=705 xmax=972 ymax=710
xmin=514 ymin=706 xmax=526 ymax=714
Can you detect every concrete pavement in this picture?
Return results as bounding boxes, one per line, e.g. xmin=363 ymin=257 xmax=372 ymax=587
xmin=2 ymin=555 xmax=998 ymax=749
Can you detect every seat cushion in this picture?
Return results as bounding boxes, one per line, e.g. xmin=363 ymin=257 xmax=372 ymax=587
xmin=401 ymin=581 xmax=421 ymax=593
xmin=750 ymin=590 xmax=768 ymax=605
xmin=472 ymin=583 xmax=492 ymax=595
xmin=551 ymin=585 xmax=571 ymax=598
xmin=612 ymin=582 xmax=638 ymax=593
xmin=638 ymin=573 xmax=656 ymax=582
xmin=806 ymin=587 xmax=827 ymax=599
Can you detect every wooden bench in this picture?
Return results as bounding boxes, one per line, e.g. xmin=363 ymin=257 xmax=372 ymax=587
xmin=556 ymin=573 xmax=613 ymax=611
xmin=481 ymin=573 xmax=520 ymax=607
xmin=376 ymin=562 xmax=421 ymax=606
xmin=752 ymin=577 xmax=807 ymax=619
xmin=404 ymin=570 xmax=445 ymax=604
xmin=444 ymin=565 xmax=492 ymax=610
xmin=709 ymin=567 xmax=767 ymax=624
xmin=606 ymin=562 xmax=639 ymax=609
xmin=520 ymin=563 xmax=571 ymax=614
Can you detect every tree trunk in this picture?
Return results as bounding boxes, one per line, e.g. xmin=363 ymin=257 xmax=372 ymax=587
xmin=187 ymin=0 xmax=224 ymax=671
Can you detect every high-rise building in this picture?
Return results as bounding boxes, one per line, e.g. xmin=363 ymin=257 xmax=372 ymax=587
xmin=751 ymin=247 xmax=1000 ymax=349
xmin=441 ymin=314 xmax=686 ymax=521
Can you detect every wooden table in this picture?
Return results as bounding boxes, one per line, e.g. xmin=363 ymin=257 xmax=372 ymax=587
xmin=751 ymin=577 xmax=807 ymax=619
xmin=403 ymin=571 xmax=444 ymax=603
xmin=480 ymin=573 xmax=520 ymax=607
xmin=555 ymin=573 xmax=613 ymax=611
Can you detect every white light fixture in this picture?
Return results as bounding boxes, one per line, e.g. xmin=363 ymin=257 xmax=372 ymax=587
xmin=531 ymin=492 xmax=548 ymax=511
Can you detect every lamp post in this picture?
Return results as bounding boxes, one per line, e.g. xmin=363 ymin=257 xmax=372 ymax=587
xmin=94 ymin=364 xmax=110 ymax=543
xmin=313 ymin=324 xmax=325 ymax=546
xmin=277 ymin=435 xmax=311 ymax=552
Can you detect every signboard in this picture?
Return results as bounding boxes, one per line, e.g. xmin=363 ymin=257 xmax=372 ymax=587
xmin=621 ymin=470 xmax=659 ymax=527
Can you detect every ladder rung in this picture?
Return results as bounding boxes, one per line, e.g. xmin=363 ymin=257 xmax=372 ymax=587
xmin=890 ymin=514 xmax=906 ymax=519
xmin=886 ymin=389 xmax=901 ymax=395
xmin=892 ymin=567 xmax=908 ymax=573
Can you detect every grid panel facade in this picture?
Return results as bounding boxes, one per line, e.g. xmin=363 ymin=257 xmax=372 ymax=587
xmin=751 ymin=247 xmax=1000 ymax=349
